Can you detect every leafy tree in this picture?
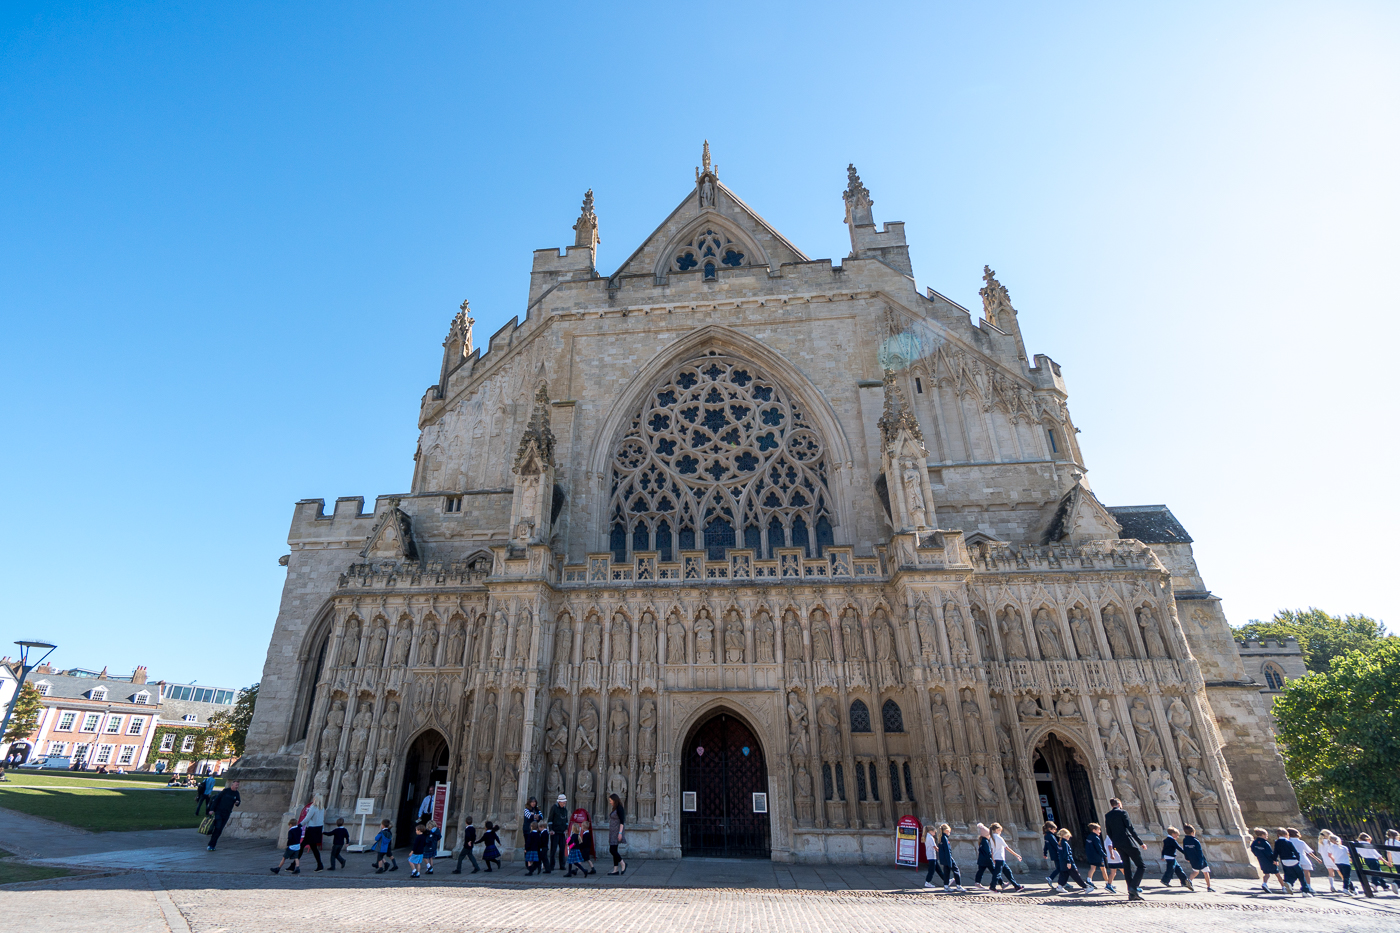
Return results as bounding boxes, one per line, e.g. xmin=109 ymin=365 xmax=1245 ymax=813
xmin=207 ymin=682 xmax=258 ymax=757
xmin=1235 ymin=608 xmax=1390 ymax=672
xmin=1273 ymin=640 xmax=1400 ymax=812
xmin=3 ymin=682 xmax=43 ymax=744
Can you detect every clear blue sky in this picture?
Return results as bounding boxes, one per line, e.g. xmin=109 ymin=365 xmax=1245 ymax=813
xmin=3 ymin=3 xmax=1396 ymax=687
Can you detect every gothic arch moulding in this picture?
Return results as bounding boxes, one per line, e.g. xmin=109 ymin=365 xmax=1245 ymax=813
xmin=587 ymin=326 xmax=856 ymax=556
xmin=670 ymin=695 xmax=778 ymax=768
xmin=651 ymin=212 xmax=771 ymax=280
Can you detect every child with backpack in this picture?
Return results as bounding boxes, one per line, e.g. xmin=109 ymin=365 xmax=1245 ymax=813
xmin=372 ymin=819 xmax=398 ymax=873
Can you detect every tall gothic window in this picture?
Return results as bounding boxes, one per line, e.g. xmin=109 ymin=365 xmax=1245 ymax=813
xmin=849 ymin=700 xmax=872 ymax=733
xmin=881 ymin=699 xmax=905 ymax=733
xmin=1262 ymin=663 xmax=1285 ymax=690
xmin=609 ymin=354 xmax=832 ymax=563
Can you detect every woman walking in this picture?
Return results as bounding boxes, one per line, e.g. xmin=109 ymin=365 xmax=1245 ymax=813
xmin=300 ymin=794 xmax=326 ymax=872
xmin=607 ymin=793 xmax=627 ymax=875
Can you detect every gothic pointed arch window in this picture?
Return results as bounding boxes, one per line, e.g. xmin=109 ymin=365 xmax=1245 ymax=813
xmin=849 ymin=699 xmax=872 ymax=733
xmin=672 ymin=228 xmax=747 ymax=275
xmin=1262 ymin=663 xmax=1285 ymax=691
xmin=608 ymin=354 xmax=832 ymax=563
xmin=881 ymin=699 xmax=905 ymax=733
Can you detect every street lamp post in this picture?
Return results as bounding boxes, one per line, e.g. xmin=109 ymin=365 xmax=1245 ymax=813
xmin=1 ymin=640 xmax=58 ymax=761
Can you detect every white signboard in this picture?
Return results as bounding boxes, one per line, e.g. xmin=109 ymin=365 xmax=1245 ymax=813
xmin=355 ymin=797 xmax=376 ymax=815
xmin=752 ymin=793 xmax=768 ymax=813
xmin=682 ymin=791 xmax=697 ymax=812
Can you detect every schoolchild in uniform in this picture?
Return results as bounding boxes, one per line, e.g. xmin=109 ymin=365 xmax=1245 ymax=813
xmin=936 ymin=823 xmax=965 ymax=892
xmin=988 ymin=822 xmax=1025 ymax=892
xmin=1084 ymin=822 xmax=1109 ymax=892
xmin=328 ymin=817 xmax=349 ymax=871
xmin=453 ymin=815 xmax=480 ymax=874
xmin=1287 ymin=827 xmax=1316 ymax=896
xmin=1181 ymin=824 xmax=1212 ymax=892
xmin=1051 ymin=828 xmax=1091 ymax=893
xmin=1103 ymin=836 xmax=1123 ymax=894
xmin=271 ymin=818 xmax=303 ymax=875
xmin=1250 ymin=827 xmax=1281 ymax=893
xmin=1159 ymin=827 xmax=1193 ymax=889
xmin=1317 ymin=829 xmax=1353 ymax=895
xmin=524 ymin=821 xmax=544 ymax=875
xmin=424 ymin=820 xmax=441 ymax=874
xmin=1356 ymin=834 xmax=1390 ymax=892
xmin=973 ymin=823 xmax=995 ymax=889
xmin=566 ymin=823 xmax=585 ymax=877
xmin=1274 ymin=827 xmax=1300 ymax=894
xmin=1041 ymin=820 xmax=1059 ymax=885
xmin=408 ymin=824 xmax=428 ymax=878
xmin=923 ymin=824 xmax=941 ymax=888
xmin=372 ymin=819 xmax=398 ymax=873
xmin=481 ymin=821 xmax=502 ymax=871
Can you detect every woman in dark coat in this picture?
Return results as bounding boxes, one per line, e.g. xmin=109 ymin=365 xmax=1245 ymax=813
xmin=607 ymin=793 xmax=627 ymax=875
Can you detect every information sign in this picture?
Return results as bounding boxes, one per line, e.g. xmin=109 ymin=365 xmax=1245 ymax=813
xmin=895 ymin=815 xmax=921 ymax=867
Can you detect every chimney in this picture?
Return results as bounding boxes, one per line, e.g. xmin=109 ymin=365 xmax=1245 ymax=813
xmin=98 ymin=666 xmax=109 ymax=679
xmin=132 ymin=665 xmax=148 ymax=685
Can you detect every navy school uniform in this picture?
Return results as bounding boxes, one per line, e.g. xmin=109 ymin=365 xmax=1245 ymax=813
xmin=284 ymin=824 xmax=304 ymax=860
xmin=1160 ymin=836 xmax=1189 ymax=885
xmin=1084 ymin=833 xmax=1107 ymax=867
xmin=975 ymin=836 xmax=995 ymax=884
xmin=938 ymin=833 xmax=961 ymax=885
xmin=1251 ymin=837 xmax=1278 ymax=873
xmin=1181 ymin=835 xmax=1208 ymax=872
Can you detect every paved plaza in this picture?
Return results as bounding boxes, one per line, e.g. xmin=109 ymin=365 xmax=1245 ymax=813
xmin=3 ymin=810 xmax=1398 ymax=932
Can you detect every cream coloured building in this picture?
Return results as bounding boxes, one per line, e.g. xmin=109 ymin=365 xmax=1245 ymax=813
xmin=228 ymin=147 xmax=1299 ymax=870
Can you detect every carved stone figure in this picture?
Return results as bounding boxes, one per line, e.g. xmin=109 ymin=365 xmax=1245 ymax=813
xmin=478 ymin=693 xmax=498 ymax=753
xmin=638 ymin=699 xmax=657 ymax=761
xmin=930 ymin=691 xmax=954 ymax=753
xmin=998 ymin=608 xmax=1028 ymax=659
xmin=841 ymin=609 xmax=865 ymax=660
xmin=545 ymin=700 xmax=569 ymax=759
xmin=942 ymin=769 xmax=965 ymax=804
xmin=818 ymin=698 xmax=841 ymax=755
xmin=1054 ymin=695 xmax=1081 ymax=719
xmin=1104 ymin=720 xmax=1130 ymax=759
xmin=1006 ymin=775 xmax=1026 ymax=816
xmin=638 ymin=612 xmax=657 ymax=663
xmin=583 ymin=618 xmax=602 ymax=661
xmin=1167 ymin=699 xmax=1202 ymax=758
xmin=318 ymin=699 xmax=346 ymax=765
xmin=1130 ymin=698 xmax=1163 ymax=760
xmin=1034 ymin=608 xmax=1063 ymax=659
xmin=504 ymin=692 xmax=524 ymax=755
xmin=608 ymin=763 xmax=627 ymax=801
xmin=339 ymin=619 xmax=361 ymax=666
xmin=471 ymin=771 xmax=490 ymax=816
xmin=723 ymin=610 xmax=745 ymax=663
xmin=874 ymin=615 xmax=901 ymax=685
xmin=1138 ymin=607 xmax=1168 ymax=659
xmin=694 ymin=610 xmax=714 ymax=663
xmin=1113 ymin=768 xmax=1140 ymax=808
xmin=611 ymin=615 xmax=630 ymax=662
xmin=392 ymin=623 xmax=412 ymax=665
xmin=996 ymin=721 xmax=1014 ymax=767
xmin=1149 ymin=766 xmax=1178 ymax=806
xmin=794 ymin=762 xmax=815 ymax=824
xmin=490 ymin=610 xmax=508 ymax=659
xmin=1095 ymin=698 xmax=1116 ymax=735
xmin=1187 ymin=767 xmax=1219 ymax=806
xmin=1103 ymin=607 xmax=1133 ymax=659
xmin=513 ymin=612 xmax=532 ymax=663
xmin=755 ymin=611 xmax=775 ymax=663
xmin=811 ymin=611 xmax=834 ymax=661
xmin=783 ymin=612 xmax=804 ymax=668
xmin=974 ymin=764 xmax=997 ymax=808
xmin=609 ymin=699 xmax=629 ymax=759
xmin=944 ymin=603 xmax=968 ymax=658
xmin=666 ymin=614 xmax=686 ymax=663
xmin=366 ymin=623 xmax=387 ymax=668
xmin=1069 ymin=607 xmax=1098 ymax=660
xmin=638 ymin=763 xmax=656 ymax=820
xmin=576 ymin=766 xmax=594 ymax=799
xmin=447 ymin=624 xmax=465 ymax=666
xmin=961 ymin=690 xmax=986 ymax=754
xmin=553 ymin=620 xmax=573 ymax=676
xmin=787 ymin=691 xmax=809 ymax=757
xmin=547 ymin=762 xmax=563 ymax=799
xmin=902 ymin=459 xmax=927 ymax=528
xmin=1018 ymin=695 xmax=1045 ymax=719
xmin=418 ymin=624 xmax=440 ymax=666
xmin=972 ymin=606 xmax=993 ymax=659
xmin=348 ymin=700 xmax=374 ymax=767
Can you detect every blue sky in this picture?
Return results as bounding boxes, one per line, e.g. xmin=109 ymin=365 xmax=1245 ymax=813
xmin=2 ymin=2 xmax=1396 ymax=687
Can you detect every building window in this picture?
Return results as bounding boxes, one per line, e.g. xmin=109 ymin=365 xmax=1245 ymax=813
xmin=46 ymin=741 xmax=67 ymax=756
xmin=128 ymin=717 xmax=146 ymax=735
xmin=133 ymin=692 xmax=150 ymax=705
xmin=856 ymin=761 xmax=868 ymax=801
xmin=105 ymin=716 xmax=123 ymax=734
xmin=914 ymin=377 xmax=923 ymax=394
xmin=881 ymin=699 xmax=905 ymax=733
xmin=183 ymin=714 xmax=199 ymax=723
xmin=1046 ymin=429 xmax=1059 ymax=454
xmin=90 ymin=687 xmax=107 ymax=701
xmin=444 ymin=496 xmax=462 ymax=513
xmin=160 ymin=733 xmax=175 ymax=752
xmin=57 ymin=712 xmax=76 ymax=731
xmin=181 ymin=735 xmax=196 ymax=753
xmin=888 ymin=760 xmax=903 ymax=801
xmin=34 ymin=681 xmax=51 ymax=696
xmin=867 ymin=762 xmax=880 ymax=801
xmin=903 ymin=761 xmax=915 ymax=801
xmin=95 ymin=744 xmax=114 ymax=765
xmin=73 ymin=744 xmax=90 ymax=762
xmin=118 ymin=746 xmax=136 ymax=765
xmin=673 ymin=229 xmax=745 ymax=275
xmin=1263 ymin=664 xmax=1286 ymax=690
xmin=849 ymin=699 xmax=872 ymax=733
xmin=81 ymin=713 xmax=101 ymax=733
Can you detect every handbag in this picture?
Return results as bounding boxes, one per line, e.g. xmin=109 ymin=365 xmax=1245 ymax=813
xmin=198 ymin=814 xmax=215 ymax=835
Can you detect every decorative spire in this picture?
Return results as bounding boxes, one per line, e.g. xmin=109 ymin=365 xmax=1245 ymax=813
xmin=979 ymin=265 xmax=1014 ymax=327
xmin=842 ymin=163 xmax=874 ymax=226
xmin=514 ymin=382 xmax=556 ymax=471
xmin=696 ymin=140 xmax=716 ymax=180
xmin=695 ymin=141 xmax=718 ymax=209
xmin=877 ymin=368 xmax=923 ymax=447
xmin=572 ymin=189 xmax=599 ymax=250
xmin=446 ymin=299 xmax=475 ymax=357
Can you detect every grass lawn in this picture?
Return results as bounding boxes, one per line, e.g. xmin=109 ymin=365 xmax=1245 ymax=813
xmin=0 ymin=785 xmax=204 ymax=832
xmin=0 ymin=847 xmax=71 ymax=884
xmin=2 ymin=772 xmax=207 ymax=791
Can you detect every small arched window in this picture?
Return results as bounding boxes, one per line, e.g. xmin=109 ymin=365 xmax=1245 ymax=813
xmin=1263 ymin=663 xmax=1285 ymax=690
xmin=882 ymin=699 xmax=905 ymax=733
xmin=849 ymin=699 xmax=872 ymax=733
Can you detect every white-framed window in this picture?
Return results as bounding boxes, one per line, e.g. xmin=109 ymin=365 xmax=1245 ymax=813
xmin=133 ymin=691 xmax=150 ymax=705
xmin=57 ymin=712 xmax=77 ymax=731
xmin=183 ymin=714 xmax=198 ymax=723
xmin=95 ymin=744 xmax=114 ymax=764
xmin=117 ymin=746 xmax=136 ymax=765
xmin=160 ymin=733 xmax=175 ymax=751
xmin=73 ymin=743 xmax=90 ymax=761
xmin=128 ymin=717 xmax=146 ymax=735
xmin=181 ymin=735 xmax=196 ymax=753
xmin=34 ymin=681 xmax=51 ymax=696
xmin=46 ymin=741 xmax=67 ymax=756
xmin=81 ymin=713 xmax=101 ymax=732
xmin=105 ymin=716 xmax=123 ymax=734
xmin=90 ymin=687 xmax=107 ymax=701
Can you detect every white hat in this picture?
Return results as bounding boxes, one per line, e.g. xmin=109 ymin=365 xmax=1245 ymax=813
xmin=557 ymin=794 xmax=567 ymax=802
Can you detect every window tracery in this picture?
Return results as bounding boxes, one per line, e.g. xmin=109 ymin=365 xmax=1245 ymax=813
xmin=609 ymin=355 xmax=832 ymax=563
xmin=672 ymin=228 xmax=746 ymax=278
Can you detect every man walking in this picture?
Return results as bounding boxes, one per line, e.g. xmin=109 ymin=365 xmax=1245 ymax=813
xmin=206 ymin=780 xmax=241 ymax=851
xmin=545 ymin=794 xmax=570 ymax=873
xmin=1104 ymin=797 xmax=1146 ymax=901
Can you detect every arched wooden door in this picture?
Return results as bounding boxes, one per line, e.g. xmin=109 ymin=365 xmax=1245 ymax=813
xmin=681 ymin=712 xmax=771 ymax=858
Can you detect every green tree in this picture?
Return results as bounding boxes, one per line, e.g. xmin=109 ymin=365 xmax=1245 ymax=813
xmin=207 ymin=682 xmax=258 ymax=757
xmin=3 ymin=682 xmax=44 ymax=744
xmin=1273 ymin=640 xmax=1400 ymax=812
xmin=1234 ymin=608 xmax=1390 ymax=671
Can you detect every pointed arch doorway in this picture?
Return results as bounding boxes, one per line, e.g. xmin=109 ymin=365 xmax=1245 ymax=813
xmin=396 ymin=729 xmax=449 ymax=846
xmin=681 ymin=710 xmax=771 ymax=859
xmin=1032 ymin=733 xmax=1098 ymax=860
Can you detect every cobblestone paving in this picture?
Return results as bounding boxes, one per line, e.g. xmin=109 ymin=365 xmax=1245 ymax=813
xmin=3 ymin=871 xmax=1398 ymax=933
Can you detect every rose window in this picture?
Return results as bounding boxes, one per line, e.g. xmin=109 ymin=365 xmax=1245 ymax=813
xmin=672 ymin=228 xmax=746 ymax=279
xmin=609 ymin=354 xmax=833 ymax=563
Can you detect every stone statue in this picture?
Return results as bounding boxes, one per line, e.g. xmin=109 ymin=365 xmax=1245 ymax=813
xmin=942 ymin=769 xmax=965 ymax=804
xmin=583 ymin=618 xmax=602 ymax=661
xmin=699 ymin=176 xmax=715 ymax=208
xmin=638 ymin=763 xmax=656 ymax=820
xmin=553 ymin=621 xmax=573 ymax=675
xmin=755 ymin=611 xmax=775 ymax=663
xmin=961 ymin=689 xmax=986 ymax=754
xmin=1130 ymin=698 xmax=1163 ymax=760
xmin=1018 ymin=695 xmax=1044 ymax=720
xmin=1033 ymin=608 xmax=1064 ymax=659
xmin=513 ymin=613 xmax=532 ymax=662
xmin=490 ymin=610 xmax=508 ymax=659
xmin=609 ymin=699 xmax=629 ymax=759
xmin=447 ymin=625 xmax=465 ymax=666
xmin=811 ymin=611 xmax=834 ymax=661
xmin=545 ymin=700 xmax=569 ymax=760
xmin=724 ymin=610 xmax=745 ymax=663
xmin=694 ymin=610 xmax=714 ymax=663
xmin=1103 ymin=607 xmax=1133 ymax=659
xmin=608 ymin=763 xmax=627 ymax=801
xmin=974 ymin=764 xmax=998 ymax=809
xmin=996 ymin=720 xmax=1014 ymax=765
xmin=1054 ymin=695 xmax=1081 ymax=719
xmin=1149 ymin=766 xmax=1178 ymax=806
xmin=794 ymin=762 xmax=814 ymax=812
xmin=638 ymin=699 xmax=657 ymax=761
xmin=1186 ymin=767 xmax=1219 ymax=806
xmin=1167 ymin=699 xmax=1202 ymax=758
xmin=473 ymin=692 xmax=498 ymax=754
xmin=944 ymin=603 xmax=968 ymax=658
xmin=417 ymin=624 xmax=440 ymax=666
xmin=504 ymin=692 xmax=524 ymax=755
xmin=901 ymin=459 xmax=927 ymax=528
xmin=471 ymin=771 xmax=490 ymax=816
xmin=1069 ymin=607 xmax=1098 ymax=660
xmin=638 ymin=612 xmax=657 ymax=663
xmin=874 ymin=616 xmax=901 ymax=685
xmin=611 ymin=615 xmax=630 ymax=662
xmin=1138 ymin=607 xmax=1168 ymax=659
xmin=1113 ymin=768 xmax=1140 ymax=808
xmin=576 ymin=766 xmax=594 ymax=799
xmin=574 ymin=701 xmax=599 ymax=769
xmin=783 ymin=612 xmax=804 ymax=666
xmin=349 ymin=701 xmax=374 ymax=766
xmin=318 ymin=699 xmax=346 ymax=765
xmin=392 ymin=623 xmax=412 ymax=666
xmin=998 ymin=608 xmax=1028 ymax=659
xmin=930 ymin=691 xmax=954 ymax=753
xmin=666 ymin=614 xmax=686 ymax=663
xmin=367 ymin=623 xmax=388 ymax=668
xmin=339 ymin=619 xmax=361 ymax=666
xmin=1104 ymin=720 xmax=1130 ymax=759
xmin=841 ymin=609 xmax=865 ymax=660
xmin=787 ymin=691 xmax=809 ymax=757
xmin=973 ymin=606 xmax=993 ymax=659
xmin=500 ymin=765 xmax=519 ymax=811
xmin=1095 ymin=698 xmax=1115 ymax=735
xmin=547 ymin=762 xmax=563 ymax=799
xmin=1006 ymin=775 xmax=1026 ymax=816
xmin=818 ymin=698 xmax=841 ymax=755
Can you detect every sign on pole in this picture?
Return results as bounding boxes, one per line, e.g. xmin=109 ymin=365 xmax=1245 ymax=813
xmin=895 ymin=815 xmax=921 ymax=867
xmin=355 ymin=797 xmax=376 ymax=815
xmin=432 ymin=781 xmax=450 ymax=826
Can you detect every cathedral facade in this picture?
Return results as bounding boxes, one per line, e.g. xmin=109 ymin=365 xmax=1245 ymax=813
xmin=229 ymin=147 xmax=1298 ymax=870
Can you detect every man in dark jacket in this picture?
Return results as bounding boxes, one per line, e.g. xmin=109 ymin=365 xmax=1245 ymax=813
xmin=206 ymin=780 xmax=241 ymax=851
xmin=1103 ymin=797 xmax=1146 ymax=901
xmin=545 ymin=794 xmax=570 ymax=873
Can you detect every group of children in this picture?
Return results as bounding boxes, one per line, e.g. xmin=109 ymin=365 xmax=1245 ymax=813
xmin=1249 ymin=826 xmax=1400 ymax=896
xmin=271 ymin=817 xmax=350 ymax=875
xmin=519 ymin=818 xmax=596 ymax=877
